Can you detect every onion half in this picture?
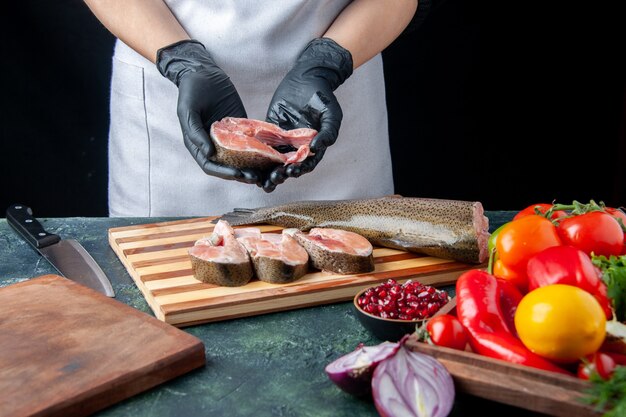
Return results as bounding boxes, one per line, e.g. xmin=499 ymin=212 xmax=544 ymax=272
xmin=325 ymin=341 xmax=400 ymax=396
xmin=372 ymin=344 xmax=455 ymax=417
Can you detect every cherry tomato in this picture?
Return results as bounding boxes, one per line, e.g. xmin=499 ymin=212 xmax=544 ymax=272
xmin=496 ymin=215 xmax=562 ymax=270
xmin=602 ymin=352 xmax=626 ymax=366
xmin=577 ymin=352 xmax=616 ymax=380
xmin=514 ymin=203 xmax=568 ymax=221
xmin=426 ymin=315 xmax=468 ymax=351
xmin=557 ymin=212 xmax=624 ymax=257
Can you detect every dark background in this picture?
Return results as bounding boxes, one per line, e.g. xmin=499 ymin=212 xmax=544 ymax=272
xmin=2 ymin=1 xmax=625 ymax=217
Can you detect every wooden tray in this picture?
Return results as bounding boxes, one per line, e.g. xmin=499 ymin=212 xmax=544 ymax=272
xmin=109 ymin=217 xmax=477 ymax=327
xmin=405 ymin=335 xmax=601 ymax=417
xmin=0 ymin=275 xmax=205 ymax=417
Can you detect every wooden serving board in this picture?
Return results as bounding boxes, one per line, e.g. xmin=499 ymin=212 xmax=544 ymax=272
xmin=0 ymin=275 xmax=205 ymax=417
xmin=108 ymin=217 xmax=476 ymax=327
xmin=405 ymin=335 xmax=601 ymax=417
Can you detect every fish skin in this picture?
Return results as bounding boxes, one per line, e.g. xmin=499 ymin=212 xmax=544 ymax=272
xmin=219 ymin=197 xmax=490 ymax=264
xmin=190 ymin=255 xmax=253 ymax=287
xmin=248 ymin=255 xmax=308 ymax=284
xmin=212 ymin=144 xmax=282 ymax=170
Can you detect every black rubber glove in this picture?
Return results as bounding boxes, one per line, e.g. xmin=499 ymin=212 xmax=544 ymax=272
xmin=157 ymin=40 xmax=259 ymax=185
xmin=263 ymin=37 xmax=353 ymax=192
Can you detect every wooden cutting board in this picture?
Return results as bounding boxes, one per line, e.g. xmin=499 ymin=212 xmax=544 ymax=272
xmin=0 ymin=275 xmax=205 ymax=417
xmin=109 ymin=217 xmax=477 ymax=327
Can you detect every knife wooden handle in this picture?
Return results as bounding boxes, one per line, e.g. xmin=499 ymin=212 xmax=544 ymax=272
xmin=6 ymin=204 xmax=60 ymax=249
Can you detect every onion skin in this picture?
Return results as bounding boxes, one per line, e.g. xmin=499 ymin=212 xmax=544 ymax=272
xmin=325 ymin=341 xmax=400 ymax=396
xmin=372 ymin=344 xmax=455 ymax=417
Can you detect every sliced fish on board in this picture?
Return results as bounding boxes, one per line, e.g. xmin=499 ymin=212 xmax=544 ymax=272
xmin=188 ymin=220 xmax=253 ymax=286
xmin=237 ymin=231 xmax=309 ymax=284
xmin=285 ymin=228 xmax=375 ymax=274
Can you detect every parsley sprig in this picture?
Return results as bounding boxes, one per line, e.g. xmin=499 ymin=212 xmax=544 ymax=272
xmin=592 ymin=254 xmax=626 ymax=322
xmin=584 ymin=366 xmax=626 ymax=417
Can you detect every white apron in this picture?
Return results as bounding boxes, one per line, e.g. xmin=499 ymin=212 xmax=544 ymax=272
xmin=109 ymin=0 xmax=394 ymax=217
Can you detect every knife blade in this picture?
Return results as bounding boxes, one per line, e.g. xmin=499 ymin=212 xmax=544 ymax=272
xmin=6 ymin=204 xmax=115 ymax=297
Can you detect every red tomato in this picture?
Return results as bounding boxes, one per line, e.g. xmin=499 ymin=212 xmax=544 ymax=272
xmin=557 ymin=212 xmax=624 ymax=257
xmin=496 ymin=215 xmax=562 ymax=270
xmin=426 ymin=315 xmax=468 ymax=351
xmin=605 ymin=208 xmax=626 ymax=253
xmin=514 ymin=203 xmax=568 ymax=221
xmin=577 ymin=352 xmax=616 ymax=380
xmin=605 ymin=207 xmax=626 ymax=226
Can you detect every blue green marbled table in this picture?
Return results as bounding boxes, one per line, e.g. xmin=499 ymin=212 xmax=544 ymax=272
xmin=0 ymin=212 xmax=547 ymax=417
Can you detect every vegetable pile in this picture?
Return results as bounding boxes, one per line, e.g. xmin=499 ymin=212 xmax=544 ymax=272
xmin=453 ymin=200 xmax=626 ymax=415
xmin=326 ymin=336 xmax=455 ymax=417
xmin=327 ymin=200 xmax=626 ymax=416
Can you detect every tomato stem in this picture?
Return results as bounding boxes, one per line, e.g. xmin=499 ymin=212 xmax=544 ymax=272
xmin=543 ymin=200 xmax=609 ymax=223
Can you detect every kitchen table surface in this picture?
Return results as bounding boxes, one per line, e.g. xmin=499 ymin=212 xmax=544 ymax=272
xmin=0 ymin=211 xmax=548 ymax=417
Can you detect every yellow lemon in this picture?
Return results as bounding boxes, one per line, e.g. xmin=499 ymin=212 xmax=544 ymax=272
xmin=514 ymin=284 xmax=606 ymax=363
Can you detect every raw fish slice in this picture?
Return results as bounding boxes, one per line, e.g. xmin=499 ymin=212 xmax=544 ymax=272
xmin=238 ymin=232 xmax=309 ymax=284
xmin=284 ymin=145 xmax=311 ymax=164
xmin=210 ymin=117 xmax=316 ymax=169
xmin=232 ymin=118 xmax=315 ymax=148
xmin=287 ymin=228 xmax=375 ymax=275
xmin=188 ymin=220 xmax=253 ymax=286
xmin=233 ymin=227 xmax=262 ymax=239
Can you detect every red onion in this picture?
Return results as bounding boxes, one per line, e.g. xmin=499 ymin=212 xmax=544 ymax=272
xmin=372 ymin=343 xmax=455 ymax=417
xmin=325 ymin=341 xmax=400 ymax=396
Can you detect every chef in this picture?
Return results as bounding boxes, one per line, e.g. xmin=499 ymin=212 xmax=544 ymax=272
xmin=84 ymin=0 xmax=423 ymax=216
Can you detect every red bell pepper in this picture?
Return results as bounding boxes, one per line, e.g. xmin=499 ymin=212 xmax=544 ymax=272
xmin=456 ymin=269 xmax=569 ymax=374
xmin=496 ymin=278 xmax=523 ymax=337
xmin=526 ymin=246 xmax=612 ymax=318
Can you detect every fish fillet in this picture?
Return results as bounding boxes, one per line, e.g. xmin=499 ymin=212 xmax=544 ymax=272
xmin=218 ymin=197 xmax=490 ymax=264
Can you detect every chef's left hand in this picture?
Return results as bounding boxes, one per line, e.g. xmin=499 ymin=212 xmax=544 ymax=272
xmin=262 ymin=38 xmax=353 ymax=192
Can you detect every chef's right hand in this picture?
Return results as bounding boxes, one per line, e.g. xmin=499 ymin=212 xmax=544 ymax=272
xmin=156 ymin=40 xmax=260 ymax=185
xmin=262 ymin=38 xmax=353 ymax=193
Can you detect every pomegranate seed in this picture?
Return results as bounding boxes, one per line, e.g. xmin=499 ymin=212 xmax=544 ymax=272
xmin=357 ymin=280 xmax=450 ymax=321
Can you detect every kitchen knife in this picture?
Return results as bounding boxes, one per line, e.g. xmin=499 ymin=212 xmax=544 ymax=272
xmin=6 ymin=204 xmax=115 ymax=297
